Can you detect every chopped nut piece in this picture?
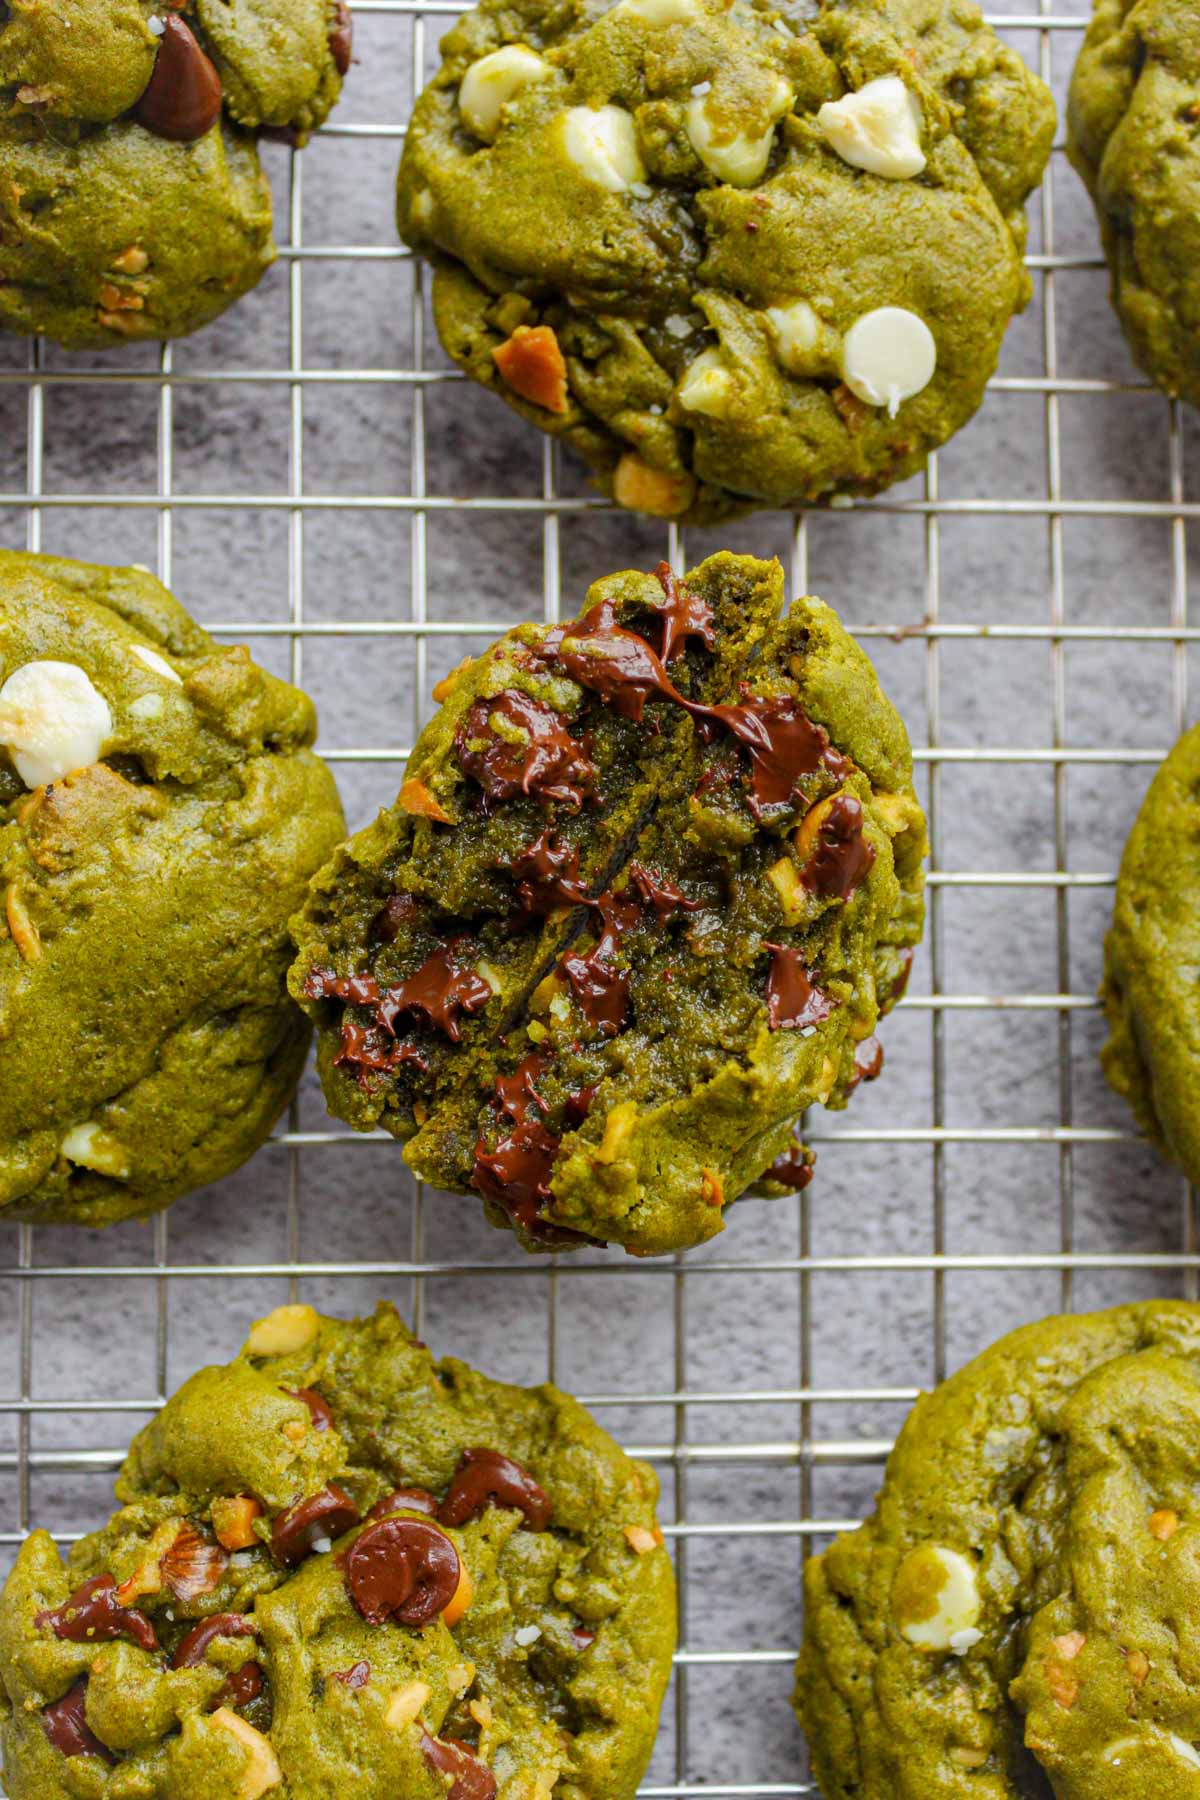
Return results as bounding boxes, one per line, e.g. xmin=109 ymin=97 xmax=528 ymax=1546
xmin=212 ymin=1495 xmax=263 ymax=1551
xmin=949 ymin=1746 xmax=988 ymax=1769
xmin=282 ymin=1418 xmax=308 ymax=1445
xmin=61 ymin=1121 xmax=131 ymax=1181
xmin=493 ymin=326 xmax=570 ymax=414
xmin=766 ymin=854 xmax=805 ymax=924
xmin=246 ymin=1303 xmax=320 ymax=1357
xmin=815 ymin=1055 xmax=837 ymax=1104
xmin=5 ymin=884 xmax=41 ymax=963
xmin=1126 ymin=1648 xmax=1150 ymax=1690
xmin=111 ymin=246 xmax=150 ymax=275
xmin=611 ymin=453 xmax=695 ymax=519
xmin=624 ymin=1524 xmax=658 ymax=1555
xmin=384 ymin=1681 xmax=432 ymax=1729
xmin=398 ymin=776 xmax=453 ymax=823
xmin=97 ymin=309 xmax=144 ymax=335
xmin=443 ymin=1560 xmax=474 ymax=1628
xmin=700 ymin=1167 xmax=724 ymax=1208
xmin=446 ymin=1661 xmax=476 ymax=1696
xmin=1149 ymin=1508 xmax=1179 ymax=1541
xmin=97 ymin=283 xmax=145 ymax=313
xmin=469 ymin=1694 xmax=494 ymax=1728
xmin=210 ymin=1708 xmax=282 ymax=1799
xmin=1045 ymin=1633 xmax=1086 ymax=1710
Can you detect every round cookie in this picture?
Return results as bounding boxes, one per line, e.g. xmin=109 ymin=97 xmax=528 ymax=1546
xmin=0 ymin=0 xmax=351 ymax=348
xmin=0 ymin=549 xmax=345 ymax=1227
xmin=1068 ymin=0 xmax=1200 ymax=407
xmin=291 ymin=552 xmax=926 ymax=1256
xmin=396 ymin=0 xmax=1055 ymax=525
xmin=0 ymin=1300 xmax=677 ymax=1800
xmin=1101 ymin=720 xmax=1200 ymax=1183
xmin=797 ymin=1301 xmax=1200 ymax=1798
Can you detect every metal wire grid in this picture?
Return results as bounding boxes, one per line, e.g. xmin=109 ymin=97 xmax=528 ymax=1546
xmin=1 ymin=1 xmax=1196 ymax=1792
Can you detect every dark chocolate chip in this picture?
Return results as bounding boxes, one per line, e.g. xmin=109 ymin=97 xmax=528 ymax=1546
xmin=286 ymin=1387 xmax=335 ymax=1432
xmin=456 ymin=689 xmax=597 ymax=811
xmin=372 ymin=892 xmax=420 ymax=943
xmin=420 ymin=1730 xmax=497 ymax=1800
xmin=170 ymin=1613 xmax=258 ymax=1669
xmin=850 ymin=1035 xmax=884 ymax=1087
xmin=42 ymin=1680 xmax=115 ymax=1765
xmin=508 ymin=830 xmax=591 ymax=919
xmin=377 ymin=941 xmax=493 ymax=1043
xmin=651 ymin=561 xmax=715 ymax=664
xmin=329 ymin=0 xmax=353 ymax=74
xmin=134 ymin=15 xmax=222 ymax=142
xmin=763 ymin=947 xmax=837 ymax=1033
xmin=766 ymin=1140 xmax=816 ymax=1190
xmin=439 ymin=1447 xmax=552 ymax=1532
xmin=36 ymin=1574 xmax=157 ymax=1652
xmin=219 ymin=1661 xmax=266 ymax=1710
xmin=540 ymin=596 xmax=681 ymax=723
xmin=342 ymin=1516 xmax=461 ymax=1627
xmin=704 ymin=690 xmax=851 ymax=819
xmin=627 ymin=861 xmax=699 ymax=924
xmin=366 ymin=1487 xmax=439 ymax=1521
xmin=799 ymin=793 xmax=876 ymax=900
xmin=331 ymin=1659 xmax=371 ymax=1689
xmin=270 ymin=1483 xmax=361 ymax=1566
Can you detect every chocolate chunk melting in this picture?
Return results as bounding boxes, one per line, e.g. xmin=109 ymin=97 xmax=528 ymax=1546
xmin=471 ymin=1055 xmax=597 ymax=1246
xmin=220 ymin=1661 xmax=266 ymax=1710
xmin=509 ymin=830 xmax=591 ymax=919
xmin=438 ymin=1447 xmax=552 ymax=1532
xmin=767 ymin=1140 xmax=816 ymax=1190
xmin=343 ymin=1516 xmax=461 ymax=1626
xmin=628 ymin=862 xmax=699 ymax=924
xmin=559 ymin=889 xmax=641 ymax=1036
xmin=705 ymin=690 xmax=851 ymax=819
xmin=36 ymin=1574 xmax=157 ymax=1652
xmin=764 ymin=947 xmax=837 ymax=1032
xmin=377 ymin=942 xmax=494 ymax=1043
xmin=366 ymin=1487 xmax=439 ymax=1521
xmin=134 ymin=15 xmax=222 ymax=142
xmin=42 ymin=1680 xmax=115 ymax=1765
xmin=271 ymin=1483 xmax=361 ymax=1566
xmin=456 ymin=690 xmax=597 ymax=810
xmin=420 ymin=1731 xmax=498 ymax=1800
xmin=541 ymin=597 xmax=681 ymax=723
xmin=332 ymin=1660 xmax=371 ymax=1689
xmin=287 ymin=1387 xmax=334 ymax=1432
xmin=330 ymin=0 xmax=353 ymax=74
xmin=799 ymin=793 xmax=876 ymax=900
xmin=170 ymin=1613 xmax=259 ymax=1670
xmin=651 ymin=561 xmax=715 ymax=664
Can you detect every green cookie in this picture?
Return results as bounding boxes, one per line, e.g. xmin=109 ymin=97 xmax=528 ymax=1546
xmin=0 ymin=549 xmax=345 ymax=1228
xmin=1069 ymin=0 xmax=1200 ymax=407
xmin=797 ymin=1302 xmax=1200 ymax=1797
xmin=0 ymin=0 xmax=351 ymax=348
xmin=1101 ymin=720 xmax=1200 ymax=1184
xmin=397 ymin=0 xmax=1054 ymax=524
xmin=0 ymin=1301 xmax=677 ymax=1800
xmin=291 ymin=552 xmax=926 ymax=1256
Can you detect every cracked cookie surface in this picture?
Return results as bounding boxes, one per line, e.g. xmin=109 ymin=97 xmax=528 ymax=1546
xmin=0 ymin=0 xmax=351 ymax=347
xmin=0 ymin=549 xmax=345 ymax=1227
xmin=397 ymin=0 xmax=1054 ymax=523
xmin=0 ymin=1301 xmax=675 ymax=1800
xmin=797 ymin=1301 xmax=1200 ymax=1798
xmin=290 ymin=551 xmax=926 ymax=1256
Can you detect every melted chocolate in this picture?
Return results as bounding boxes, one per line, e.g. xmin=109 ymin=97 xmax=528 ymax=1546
xmin=366 ymin=1488 xmax=439 ymax=1522
xmin=704 ymin=690 xmax=851 ymax=819
xmin=342 ymin=1516 xmax=461 ymax=1627
xmin=271 ymin=1484 xmax=361 ymax=1566
xmin=330 ymin=0 xmax=353 ymax=74
xmin=850 ymin=1035 xmax=884 ymax=1088
xmin=456 ymin=690 xmax=597 ymax=810
xmin=372 ymin=892 xmax=420 ymax=943
xmin=767 ymin=1141 xmax=816 ymax=1190
xmin=563 ymin=1083 xmax=599 ymax=1127
xmin=170 ymin=1613 xmax=258 ymax=1670
xmin=509 ymin=830 xmax=591 ymax=919
xmin=651 ymin=561 xmax=715 ymax=664
xmin=559 ymin=890 xmax=640 ymax=1036
xmin=438 ymin=1448 xmax=552 ymax=1532
xmin=134 ymin=15 xmax=222 ymax=142
xmin=286 ymin=1387 xmax=334 ymax=1432
xmin=334 ymin=1020 xmax=429 ymax=1084
xmin=764 ymin=947 xmax=837 ymax=1032
xmin=36 ymin=1574 xmax=157 ymax=1652
xmin=378 ymin=942 xmax=494 ymax=1043
xmin=541 ymin=597 xmax=681 ymax=723
xmin=800 ymin=793 xmax=876 ymax=900
xmin=420 ymin=1732 xmax=498 ymax=1800
xmin=332 ymin=1659 xmax=371 ymax=1689
xmin=303 ymin=968 xmax=382 ymax=1009
xmin=472 ymin=1058 xmax=598 ymax=1247
xmin=42 ymin=1680 xmax=114 ymax=1765
xmin=628 ymin=862 xmax=699 ymax=924
xmin=492 ymin=1051 xmax=551 ymax=1124
xmin=220 ymin=1662 xmax=265 ymax=1710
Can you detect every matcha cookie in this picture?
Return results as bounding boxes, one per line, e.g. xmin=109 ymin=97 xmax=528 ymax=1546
xmin=291 ymin=552 xmax=926 ymax=1255
xmin=0 ymin=1300 xmax=676 ymax=1800
xmin=1069 ymin=0 xmax=1200 ymax=406
xmin=1101 ymin=720 xmax=1200 ymax=1184
xmin=0 ymin=549 xmax=345 ymax=1227
xmin=396 ymin=0 xmax=1054 ymax=525
xmin=797 ymin=1301 xmax=1200 ymax=1798
xmin=0 ymin=0 xmax=352 ymax=348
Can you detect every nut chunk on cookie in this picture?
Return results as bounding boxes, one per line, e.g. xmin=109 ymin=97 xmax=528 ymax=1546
xmin=796 ymin=1301 xmax=1200 ymax=1797
xmin=291 ymin=552 xmax=926 ymax=1256
xmin=0 ymin=1301 xmax=676 ymax=1800
xmin=0 ymin=549 xmax=345 ymax=1228
xmin=397 ymin=0 xmax=1054 ymax=522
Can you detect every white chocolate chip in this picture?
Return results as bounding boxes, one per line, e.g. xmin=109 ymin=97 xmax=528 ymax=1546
xmin=817 ymin=76 xmax=925 ymax=179
xmin=0 ymin=660 xmax=112 ymax=789
xmin=1171 ymin=1736 xmax=1200 ymax=1769
xmin=131 ymin=643 xmax=183 ymax=684
xmin=61 ymin=1122 xmax=131 ymax=1182
xmin=948 ymin=1627 xmax=983 ymax=1656
xmin=613 ymin=0 xmax=699 ymax=22
xmin=840 ymin=306 xmax=936 ymax=416
xmin=514 ymin=1624 xmax=543 ymax=1646
xmin=209 ymin=1709 xmax=282 ymax=1799
xmin=763 ymin=298 xmax=842 ymax=375
xmin=459 ymin=45 xmax=549 ymax=142
xmin=561 ymin=104 xmax=646 ymax=191
xmin=684 ymin=77 xmax=792 ymax=186
xmin=895 ymin=1546 xmax=981 ymax=1652
xmin=1104 ymin=1732 xmax=1200 ymax=1769
xmin=246 ymin=1303 xmax=320 ymax=1356
xmin=129 ymin=693 xmax=165 ymax=722
xmin=675 ymin=346 xmax=735 ymax=418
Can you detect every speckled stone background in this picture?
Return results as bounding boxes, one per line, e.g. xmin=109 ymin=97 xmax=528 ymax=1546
xmin=1 ymin=1 xmax=1197 ymax=1792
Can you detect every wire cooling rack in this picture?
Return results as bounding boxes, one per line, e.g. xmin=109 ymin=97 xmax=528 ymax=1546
xmin=2 ymin=1 xmax=1197 ymax=1792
